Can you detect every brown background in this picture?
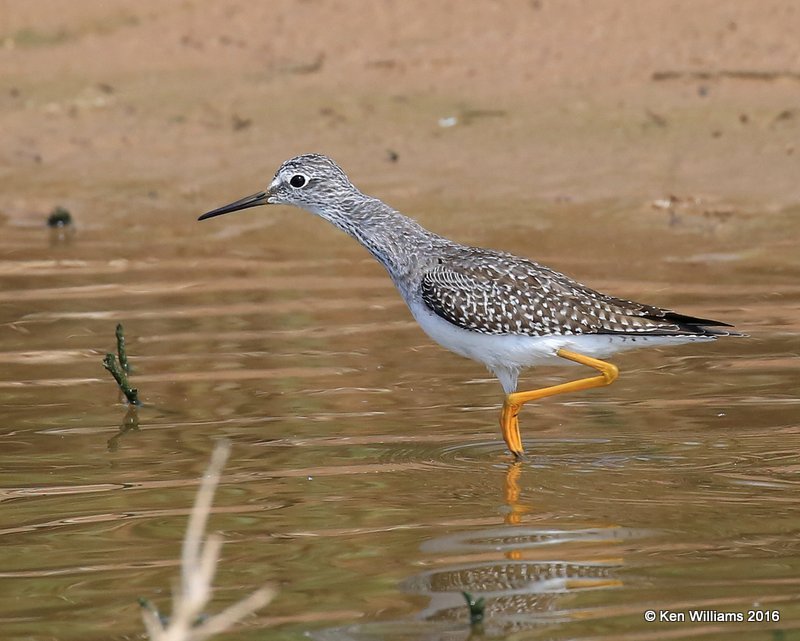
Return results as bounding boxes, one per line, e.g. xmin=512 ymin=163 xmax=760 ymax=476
xmin=2 ymin=0 xmax=800 ymax=223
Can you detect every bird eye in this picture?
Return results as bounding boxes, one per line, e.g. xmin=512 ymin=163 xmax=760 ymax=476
xmin=289 ymin=174 xmax=307 ymax=188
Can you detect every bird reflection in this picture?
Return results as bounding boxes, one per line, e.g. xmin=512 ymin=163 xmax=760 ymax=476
xmin=503 ymin=462 xmax=530 ymax=529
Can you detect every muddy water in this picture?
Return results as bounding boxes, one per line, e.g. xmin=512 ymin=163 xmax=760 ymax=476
xmin=1 ymin=191 xmax=799 ymax=641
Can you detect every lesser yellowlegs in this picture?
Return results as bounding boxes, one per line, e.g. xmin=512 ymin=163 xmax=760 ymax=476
xmin=199 ymin=154 xmax=736 ymax=458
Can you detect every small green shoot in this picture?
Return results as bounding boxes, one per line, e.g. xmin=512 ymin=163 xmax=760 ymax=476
xmin=103 ymin=353 xmax=140 ymax=405
xmin=462 ymin=591 xmax=485 ymax=625
xmin=116 ymin=323 xmax=130 ymax=374
xmin=102 ymin=324 xmax=139 ymax=405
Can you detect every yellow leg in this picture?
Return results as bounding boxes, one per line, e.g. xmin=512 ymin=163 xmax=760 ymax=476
xmin=500 ymin=348 xmax=620 ymax=458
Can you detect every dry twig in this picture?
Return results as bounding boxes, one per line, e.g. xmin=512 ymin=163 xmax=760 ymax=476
xmin=140 ymin=442 xmax=275 ymax=641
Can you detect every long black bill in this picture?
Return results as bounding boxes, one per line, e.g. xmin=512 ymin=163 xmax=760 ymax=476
xmin=198 ymin=190 xmax=269 ymax=221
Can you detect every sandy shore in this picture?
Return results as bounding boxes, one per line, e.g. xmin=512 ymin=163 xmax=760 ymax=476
xmin=1 ymin=0 xmax=799 ymax=224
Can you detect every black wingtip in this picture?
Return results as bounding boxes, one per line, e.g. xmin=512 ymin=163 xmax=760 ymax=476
xmin=650 ymin=311 xmax=741 ymax=337
xmin=661 ymin=312 xmax=734 ymax=328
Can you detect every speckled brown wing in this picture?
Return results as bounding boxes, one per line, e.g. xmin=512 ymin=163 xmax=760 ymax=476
xmin=419 ymin=248 xmax=732 ymax=337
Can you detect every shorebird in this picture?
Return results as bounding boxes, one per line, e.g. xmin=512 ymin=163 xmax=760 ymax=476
xmin=199 ymin=154 xmax=735 ymax=458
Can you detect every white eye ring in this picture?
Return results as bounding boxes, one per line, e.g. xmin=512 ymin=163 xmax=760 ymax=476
xmin=289 ymin=174 xmax=308 ymax=188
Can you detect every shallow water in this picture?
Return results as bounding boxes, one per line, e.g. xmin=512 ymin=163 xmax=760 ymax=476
xmin=1 ymin=193 xmax=799 ymax=641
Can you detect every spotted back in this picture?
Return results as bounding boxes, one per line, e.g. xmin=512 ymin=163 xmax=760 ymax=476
xmin=420 ymin=248 xmax=731 ymax=337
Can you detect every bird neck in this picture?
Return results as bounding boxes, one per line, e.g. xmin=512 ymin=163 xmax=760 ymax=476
xmin=310 ymin=195 xmax=440 ymax=288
